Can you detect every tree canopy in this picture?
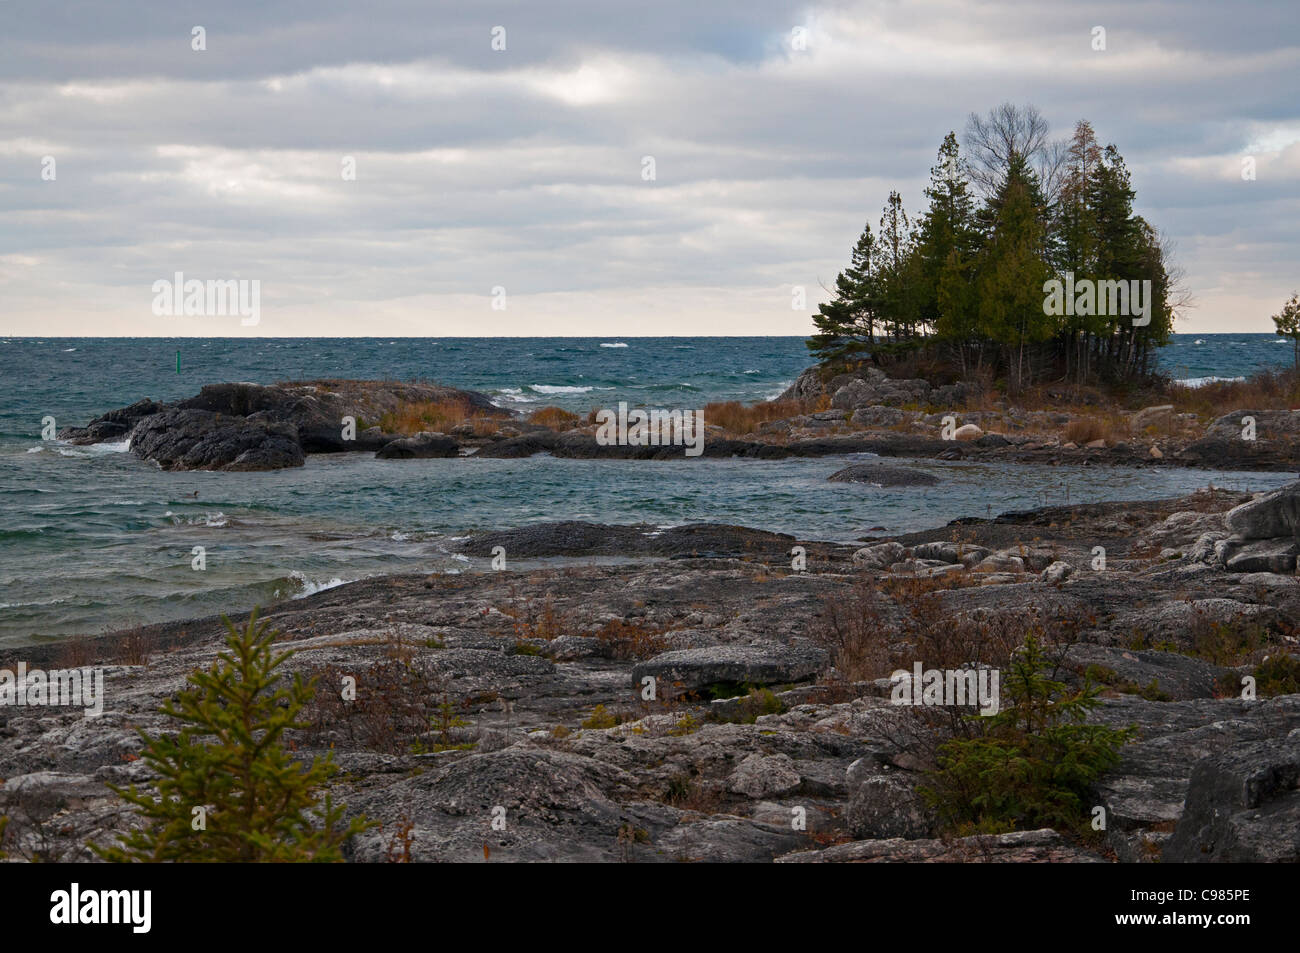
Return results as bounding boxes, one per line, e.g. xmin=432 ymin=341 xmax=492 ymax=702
xmin=809 ymin=104 xmax=1179 ymax=389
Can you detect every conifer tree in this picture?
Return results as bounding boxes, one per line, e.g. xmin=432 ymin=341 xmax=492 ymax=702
xmin=96 ymin=609 xmax=370 ymax=862
xmin=876 ymin=191 xmax=921 ymax=346
xmin=1273 ymin=292 xmax=1300 ymax=372
xmin=808 ymin=222 xmax=881 ymax=365
xmin=1053 ymin=121 xmax=1105 ymax=382
xmin=973 ymin=154 xmax=1052 ymax=391
xmin=917 ymin=133 xmax=982 ymax=371
xmin=805 ymin=104 xmax=1184 ymax=389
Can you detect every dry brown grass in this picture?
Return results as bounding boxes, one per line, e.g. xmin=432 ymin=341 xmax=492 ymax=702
xmin=703 ymin=398 xmax=813 ymax=434
xmin=808 ymin=577 xmax=891 ymax=682
xmin=501 ymin=596 xmax=568 ymax=641
xmin=54 ymin=636 xmax=98 ymax=669
xmin=1062 ymin=414 xmax=1133 ymax=445
xmin=591 ymin=618 xmax=670 ymax=660
xmin=300 ymin=658 xmax=448 ymax=754
xmin=1166 ymin=368 xmax=1300 ymax=418
xmin=379 ymin=399 xmax=501 ymax=436
xmin=528 ymin=406 xmax=581 ymax=430
xmin=878 ymin=570 xmax=980 ymax=601
xmin=1063 ymin=417 xmax=1105 ymax=444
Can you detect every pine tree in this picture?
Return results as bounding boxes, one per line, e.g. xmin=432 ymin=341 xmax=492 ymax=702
xmin=1053 ymin=121 xmax=1105 ymax=383
xmin=973 ymin=154 xmax=1053 ymax=390
xmin=1273 ymin=292 xmax=1300 ymax=372
xmin=917 ymin=133 xmax=982 ymax=371
xmin=808 ymin=222 xmax=881 ymax=365
xmin=804 ymin=105 xmax=1183 ymax=391
xmin=920 ymin=634 xmax=1135 ymax=834
xmin=876 ymin=191 xmax=922 ymax=347
xmin=95 ymin=609 xmax=371 ymax=862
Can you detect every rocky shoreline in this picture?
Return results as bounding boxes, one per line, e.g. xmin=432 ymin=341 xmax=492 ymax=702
xmin=58 ymin=372 xmax=1300 ymax=472
xmin=3 ymin=484 xmax=1298 ymax=863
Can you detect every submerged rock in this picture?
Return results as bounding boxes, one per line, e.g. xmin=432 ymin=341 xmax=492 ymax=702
xmin=828 ymin=464 xmax=939 ymax=487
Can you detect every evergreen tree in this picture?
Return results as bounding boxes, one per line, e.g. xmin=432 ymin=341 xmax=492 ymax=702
xmin=973 ymin=154 xmax=1053 ymax=390
xmin=96 ymin=610 xmax=371 ymax=862
xmin=807 ymin=222 xmax=881 ymax=365
xmin=920 ymin=634 xmax=1135 ymax=834
xmin=1053 ymin=121 xmax=1106 ymax=383
xmin=917 ymin=133 xmax=982 ymax=371
xmin=876 ymin=190 xmax=922 ymax=347
xmin=1273 ymin=292 xmax=1300 ymax=371
xmin=805 ymin=106 xmax=1182 ymax=390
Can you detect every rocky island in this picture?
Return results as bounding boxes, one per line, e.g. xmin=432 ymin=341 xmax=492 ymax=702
xmin=55 ymin=368 xmax=1300 ymax=472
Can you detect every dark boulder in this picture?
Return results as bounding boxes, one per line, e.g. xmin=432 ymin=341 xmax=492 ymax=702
xmin=1224 ymin=539 xmax=1299 ymax=573
xmin=846 ymin=773 xmax=936 ymax=840
xmin=129 ymin=408 xmax=304 ymax=471
xmin=57 ymin=398 xmax=168 ymax=445
xmin=375 ymin=431 xmax=459 ymax=459
xmin=828 ymin=463 xmax=939 ymax=487
xmin=1225 ymin=482 xmax=1300 ymax=540
xmin=1163 ymin=736 xmax=1300 ymax=862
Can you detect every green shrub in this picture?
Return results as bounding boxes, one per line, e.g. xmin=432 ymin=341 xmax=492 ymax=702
xmin=581 ymin=704 xmax=621 ymax=730
xmin=920 ymin=635 xmax=1135 ymax=834
xmin=95 ymin=609 xmax=370 ymax=862
xmin=712 ymin=687 xmax=786 ymax=724
xmin=1254 ymin=654 xmax=1300 ymax=697
xmin=667 ymin=713 xmax=700 ymax=736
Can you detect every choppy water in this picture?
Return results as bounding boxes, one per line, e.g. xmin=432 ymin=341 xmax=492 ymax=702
xmin=1 ymin=334 xmax=1293 ymax=645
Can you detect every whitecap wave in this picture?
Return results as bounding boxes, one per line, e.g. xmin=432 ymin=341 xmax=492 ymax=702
xmin=169 ymin=511 xmax=228 ymax=527
xmin=600 ymin=342 xmax=628 ymax=348
xmin=1177 ymin=375 xmax=1246 ymax=387
xmin=530 ymin=384 xmax=594 ymax=395
xmin=288 ymin=571 xmax=348 ymax=598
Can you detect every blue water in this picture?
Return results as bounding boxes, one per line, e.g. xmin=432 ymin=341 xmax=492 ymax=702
xmin=0 ymin=334 xmax=1293 ymax=645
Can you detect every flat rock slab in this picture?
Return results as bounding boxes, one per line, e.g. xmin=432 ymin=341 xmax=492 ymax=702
xmin=1090 ymin=695 xmax=1300 ymax=862
xmin=458 ymin=520 xmax=801 ymax=559
xmin=1062 ymin=643 xmax=1231 ymax=701
xmin=778 ymin=828 xmax=1105 ymax=863
xmin=631 ymin=643 xmax=829 ymax=693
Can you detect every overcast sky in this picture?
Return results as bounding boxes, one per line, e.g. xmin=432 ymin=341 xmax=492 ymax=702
xmin=1 ymin=0 xmax=1296 ymax=336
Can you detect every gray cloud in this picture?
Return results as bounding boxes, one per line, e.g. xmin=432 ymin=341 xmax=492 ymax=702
xmin=0 ymin=0 xmax=1296 ymax=335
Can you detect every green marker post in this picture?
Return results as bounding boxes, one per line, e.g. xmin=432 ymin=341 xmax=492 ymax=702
xmin=176 ymin=349 xmax=181 ymax=374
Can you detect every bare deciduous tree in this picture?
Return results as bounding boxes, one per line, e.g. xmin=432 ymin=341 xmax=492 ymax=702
xmin=964 ymin=102 xmax=1060 ymax=199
